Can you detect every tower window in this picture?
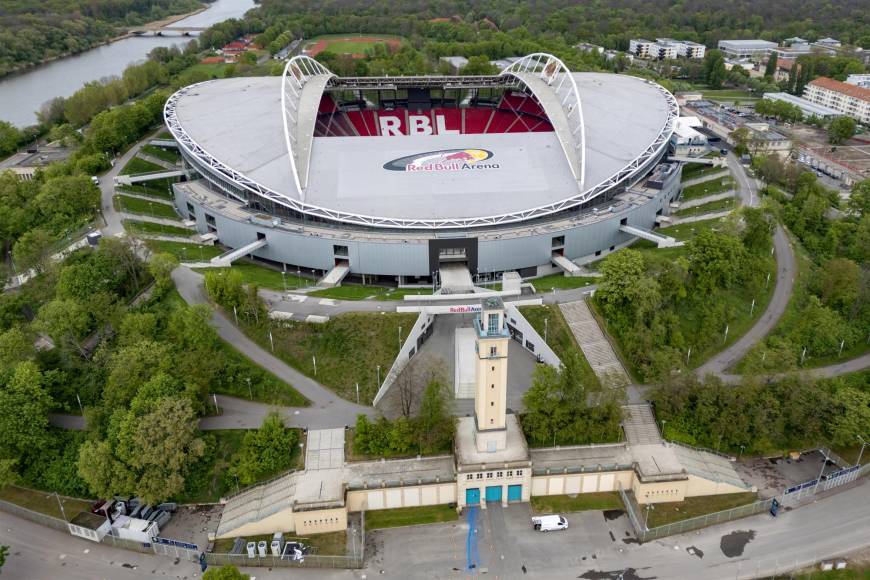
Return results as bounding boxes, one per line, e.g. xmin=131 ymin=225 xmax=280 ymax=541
xmin=489 ymin=346 xmax=497 ymax=357
xmin=491 ymin=402 xmax=494 ymax=406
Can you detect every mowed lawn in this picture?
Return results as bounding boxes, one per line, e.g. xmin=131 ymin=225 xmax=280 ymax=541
xmin=305 ymin=33 xmax=403 ymax=56
xmin=645 ymin=492 xmax=758 ymax=528
xmin=145 ymin=240 xmax=224 ymax=261
xmin=0 ymin=485 xmax=92 ymax=519
xmin=116 ymin=194 xmax=179 ymax=219
xmin=124 ymin=219 xmax=193 ymax=238
xmin=309 ymin=285 xmax=433 ymax=301
xmin=673 ymin=196 xmax=738 ymax=217
xmin=365 ymin=505 xmax=458 ymax=531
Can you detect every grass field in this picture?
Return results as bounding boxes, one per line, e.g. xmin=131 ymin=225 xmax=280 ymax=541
xmin=682 ymin=164 xmax=728 ymax=181
xmin=518 ymin=304 xmax=599 ymax=388
xmin=118 ymin=183 xmax=174 ymax=200
xmin=0 ymin=485 xmax=92 ymax=520
xmin=645 ymin=492 xmax=758 ymax=528
xmin=121 ymin=156 xmax=163 ymax=175
xmin=680 ymin=176 xmax=734 ymax=201
xmin=243 ymin=312 xmax=418 ymax=402
xmin=365 ymin=505 xmax=458 ymax=531
xmin=212 ymin=531 xmax=346 ymax=555
xmin=309 ymin=285 xmax=433 ymax=301
xmin=195 ymin=262 xmax=309 ymax=292
xmin=140 ymin=144 xmax=180 ymax=164
xmin=530 ymin=492 xmax=622 ymax=514
xmin=214 ymin=339 xmax=309 ymax=406
xmin=304 ymin=34 xmax=403 ymax=57
xmin=145 ymin=239 xmax=224 ymax=261
xmin=657 ymin=216 xmax=733 ymax=241
xmin=673 ymin=196 xmax=738 ymax=217
xmin=116 ymin=194 xmax=180 ymax=219
xmin=528 ymin=273 xmax=598 ymax=292
xmin=124 ymin=219 xmax=193 ymax=238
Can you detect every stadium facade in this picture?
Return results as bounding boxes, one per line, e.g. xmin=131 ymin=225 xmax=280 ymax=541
xmin=165 ymin=53 xmax=681 ymax=284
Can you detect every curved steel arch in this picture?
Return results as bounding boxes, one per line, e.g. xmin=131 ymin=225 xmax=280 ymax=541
xmin=280 ymin=55 xmax=335 ymax=200
xmin=164 ymin=66 xmax=679 ymax=230
xmin=500 ymin=53 xmax=586 ymax=190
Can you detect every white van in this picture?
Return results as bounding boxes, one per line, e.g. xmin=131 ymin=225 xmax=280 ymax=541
xmin=531 ymin=515 xmax=568 ymax=532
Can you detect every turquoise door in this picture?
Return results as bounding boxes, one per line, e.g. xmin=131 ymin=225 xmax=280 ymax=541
xmin=507 ymin=484 xmax=522 ymax=502
xmin=485 ymin=485 xmax=503 ymax=502
xmin=466 ymin=488 xmax=480 ymax=505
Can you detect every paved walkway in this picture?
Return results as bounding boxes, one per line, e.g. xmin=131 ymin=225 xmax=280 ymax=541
xmin=559 ymin=300 xmax=629 ymax=387
xmin=696 ymin=154 xmax=796 ymax=378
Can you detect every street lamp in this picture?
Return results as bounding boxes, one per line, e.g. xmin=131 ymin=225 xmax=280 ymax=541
xmin=814 ymin=448 xmax=831 ymax=493
xmin=544 ymin=317 xmax=548 ymax=343
xmin=857 ymin=435 xmax=867 ymax=466
xmin=282 ymin=270 xmax=287 ymax=293
xmin=398 ymin=325 xmax=402 ymax=351
xmin=738 ymin=444 xmax=745 ymax=460
xmin=644 ymin=504 xmax=654 ymax=530
xmin=376 ymin=364 xmax=381 ymax=387
xmin=246 ymin=377 xmax=252 ymax=399
xmin=50 ymin=491 xmax=68 ymax=522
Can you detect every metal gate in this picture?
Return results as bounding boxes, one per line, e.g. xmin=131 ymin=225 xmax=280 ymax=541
xmin=152 ymin=537 xmax=200 ymax=562
xmin=485 ymin=486 xmax=502 ymax=502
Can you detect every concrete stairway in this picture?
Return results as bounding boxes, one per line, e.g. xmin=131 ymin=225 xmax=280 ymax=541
xmin=551 ymin=253 xmax=582 ymax=276
xmin=558 ymin=300 xmax=629 ymax=387
xmin=319 ymin=263 xmax=350 ymax=288
xmin=622 ymin=403 xmax=662 ymax=445
xmin=210 ymin=238 xmax=268 ymax=267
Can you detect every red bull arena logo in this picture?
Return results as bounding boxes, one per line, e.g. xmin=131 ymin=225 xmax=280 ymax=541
xmin=383 ymin=149 xmax=498 ymax=172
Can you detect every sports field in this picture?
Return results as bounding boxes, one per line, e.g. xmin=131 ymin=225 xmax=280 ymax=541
xmin=304 ymin=34 xmax=402 ymax=58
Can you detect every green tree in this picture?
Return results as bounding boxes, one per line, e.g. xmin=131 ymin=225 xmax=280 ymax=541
xmin=828 ymin=116 xmax=856 ymax=145
xmin=416 ymin=380 xmax=454 ymax=453
xmin=0 ymin=361 xmax=52 ymax=459
xmin=227 ymin=412 xmax=297 ymax=486
xmin=764 ymin=54 xmax=777 ymax=78
xmin=818 ymin=258 xmax=860 ymax=313
xmin=729 ymin=127 xmax=751 ymax=156
xmin=847 ymin=179 xmax=870 ymax=217
xmin=203 ymin=565 xmax=250 ymax=580
xmin=461 ymin=55 xmax=498 ymax=75
xmin=829 ymin=387 xmax=870 ymax=447
xmin=148 ymin=252 xmax=179 ymax=294
xmin=0 ymin=121 xmax=22 ymax=157
xmin=0 ymin=327 xmax=33 ymax=371
xmin=103 ymin=340 xmax=174 ymax=408
xmin=703 ymin=50 xmax=727 ymax=89
xmin=34 ymin=299 xmax=91 ymax=355
xmin=12 ymin=228 xmax=56 ymax=274
xmin=687 ymin=229 xmax=748 ymax=293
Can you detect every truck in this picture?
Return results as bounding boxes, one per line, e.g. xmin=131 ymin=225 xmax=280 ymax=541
xmin=531 ymin=515 xmax=569 ymax=532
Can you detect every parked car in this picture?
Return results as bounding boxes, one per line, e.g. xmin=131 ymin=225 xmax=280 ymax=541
xmin=531 ymin=515 xmax=569 ymax=532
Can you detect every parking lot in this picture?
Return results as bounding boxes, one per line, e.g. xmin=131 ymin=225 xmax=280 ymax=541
xmin=368 ymin=502 xmax=637 ymax=578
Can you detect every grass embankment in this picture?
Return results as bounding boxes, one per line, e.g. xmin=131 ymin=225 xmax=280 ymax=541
xmin=212 ymin=530 xmax=346 ymax=555
xmin=644 ymin=492 xmax=758 ymax=528
xmin=214 ymin=339 xmax=309 ymax=406
xmin=145 ymin=240 xmax=224 ymax=261
xmin=529 ymin=273 xmax=598 ymax=292
xmin=140 ymin=144 xmax=180 ymax=164
xmin=530 ymin=492 xmax=622 ymax=514
xmin=118 ymin=178 xmax=175 ymax=200
xmin=0 ymin=485 xmax=92 ymax=519
xmin=673 ymin=196 xmax=738 ymax=217
xmin=682 ymin=164 xmax=727 ymax=181
xmin=246 ymin=312 xmax=418 ymax=402
xmin=658 ymin=217 xmax=733 ymax=241
xmin=195 ymin=262 xmax=309 ymax=292
xmin=735 ymin=234 xmax=869 ymax=371
xmin=121 ymin=156 xmax=164 ymax=175
xmin=680 ymin=176 xmax=735 ymax=201
xmin=518 ymin=304 xmax=600 ymax=388
xmin=116 ymin=194 xmax=180 ymax=219
xmin=365 ymin=505 xmax=458 ymax=531
xmin=309 ymin=285 xmax=433 ymax=301
xmin=124 ymin=219 xmax=193 ymax=238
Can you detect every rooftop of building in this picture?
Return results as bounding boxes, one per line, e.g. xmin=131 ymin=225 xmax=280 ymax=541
xmin=808 ymin=76 xmax=870 ymax=102
xmin=455 ymin=415 xmax=531 ymax=469
xmin=763 ymin=92 xmax=843 ymax=117
xmin=169 ymin=71 xmax=674 ymax=225
xmin=718 ymin=39 xmax=778 ymax=48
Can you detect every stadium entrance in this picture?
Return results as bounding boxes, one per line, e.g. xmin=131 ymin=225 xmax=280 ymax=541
xmin=429 ymin=238 xmax=478 ymax=294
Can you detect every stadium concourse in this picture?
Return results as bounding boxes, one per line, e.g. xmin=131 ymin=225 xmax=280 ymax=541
xmin=164 ymin=53 xmax=682 ymax=288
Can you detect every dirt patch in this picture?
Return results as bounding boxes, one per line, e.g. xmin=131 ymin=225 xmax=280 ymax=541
xmin=579 ymin=568 xmax=656 ymax=580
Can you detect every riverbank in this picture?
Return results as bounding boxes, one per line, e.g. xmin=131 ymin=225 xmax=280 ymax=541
xmin=0 ymin=4 xmax=208 ymax=82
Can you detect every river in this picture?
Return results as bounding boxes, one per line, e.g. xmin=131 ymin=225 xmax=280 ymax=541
xmin=0 ymin=0 xmax=256 ymax=128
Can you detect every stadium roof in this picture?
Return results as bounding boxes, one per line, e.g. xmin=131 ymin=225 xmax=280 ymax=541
xmin=166 ymin=54 xmax=677 ymax=229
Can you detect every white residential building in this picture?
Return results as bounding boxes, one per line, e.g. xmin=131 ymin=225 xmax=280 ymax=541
xmin=846 ymin=74 xmax=870 ymax=89
xmin=630 ymin=38 xmax=705 ymax=60
xmin=629 ymin=39 xmax=657 ymax=59
xmin=717 ymin=39 xmax=777 ymax=59
xmin=815 ymin=37 xmax=842 ymax=48
xmin=804 ymin=77 xmax=870 ymax=124
xmin=656 ymin=38 xmax=706 ymax=59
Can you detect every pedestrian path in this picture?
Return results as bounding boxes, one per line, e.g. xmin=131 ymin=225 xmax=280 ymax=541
xmin=621 ymin=403 xmax=662 ymax=445
xmin=559 ymin=300 xmax=630 ymax=387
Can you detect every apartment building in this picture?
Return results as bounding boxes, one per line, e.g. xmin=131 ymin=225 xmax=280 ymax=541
xmin=629 ymin=38 xmax=705 ymax=60
xmin=804 ymin=77 xmax=870 ymax=124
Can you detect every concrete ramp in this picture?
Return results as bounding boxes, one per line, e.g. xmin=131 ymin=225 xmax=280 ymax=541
xmin=559 ymin=300 xmax=630 ymax=387
xmin=115 ymin=169 xmax=184 ymax=185
xmin=439 ymin=263 xmax=474 ymax=294
xmin=454 ymin=327 xmax=477 ymax=399
xmin=215 ymin=470 xmax=299 ymax=539
xmin=619 ymin=224 xmax=682 ymax=248
xmin=148 ymin=139 xmax=178 ymax=148
xmin=319 ymin=263 xmax=350 ymax=288
xmin=668 ymin=155 xmax=727 ymax=167
xmin=551 ymin=254 xmax=582 ymax=276
xmin=671 ymin=444 xmax=754 ymax=492
xmin=210 ymin=239 xmax=268 ymax=267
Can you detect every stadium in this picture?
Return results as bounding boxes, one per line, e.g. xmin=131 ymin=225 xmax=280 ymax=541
xmin=165 ymin=53 xmax=681 ymax=287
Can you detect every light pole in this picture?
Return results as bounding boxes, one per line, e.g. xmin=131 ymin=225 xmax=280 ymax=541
xmin=857 ymin=435 xmax=867 ymax=466
xmin=376 ymin=364 xmax=381 ymax=387
xmin=644 ymin=504 xmax=654 ymax=530
xmin=51 ymin=492 xmax=68 ymax=522
xmin=246 ymin=377 xmax=252 ymax=399
xmin=544 ymin=317 xmax=548 ymax=343
xmin=660 ymin=420 xmax=666 ymax=438
xmin=814 ymin=448 xmax=831 ymax=493
xmin=282 ymin=271 xmax=287 ymax=293
xmin=738 ymin=444 xmax=745 ymax=460
xmin=398 ymin=326 xmax=402 ymax=351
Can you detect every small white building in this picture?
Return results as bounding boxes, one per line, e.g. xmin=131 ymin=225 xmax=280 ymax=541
xmin=111 ymin=515 xmax=160 ymax=543
xmin=670 ymin=117 xmax=708 ymax=157
xmin=629 ymin=39 xmax=656 ymax=59
xmin=815 ymin=37 xmax=842 ymax=48
xmin=68 ymin=512 xmax=112 ymax=543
